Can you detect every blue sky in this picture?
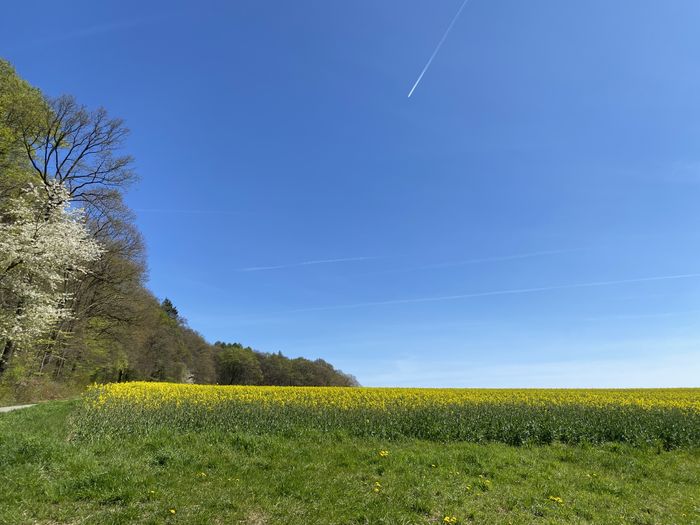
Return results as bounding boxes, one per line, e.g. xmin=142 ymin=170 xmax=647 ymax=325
xmin=2 ymin=0 xmax=700 ymax=386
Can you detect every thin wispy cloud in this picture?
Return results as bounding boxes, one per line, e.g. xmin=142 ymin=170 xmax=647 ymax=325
xmin=135 ymin=208 xmax=241 ymax=217
xmin=582 ymin=310 xmax=700 ymax=322
xmin=415 ymin=249 xmax=577 ymax=270
xmin=32 ymin=16 xmax=167 ymax=45
xmin=408 ymin=0 xmax=471 ymax=98
xmin=668 ymin=160 xmax=700 ymax=183
xmin=292 ymin=272 xmax=700 ymax=312
xmin=356 ymin=248 xmax=579 ymax=278
xmin=237 ymin=256 xmax=379 ymax=273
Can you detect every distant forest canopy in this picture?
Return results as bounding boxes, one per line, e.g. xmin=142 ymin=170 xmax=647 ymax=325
xmin=0 ymin=59 xmax=357 ymax=402
xmin=213 ymin=341 xmax=358 ymax=387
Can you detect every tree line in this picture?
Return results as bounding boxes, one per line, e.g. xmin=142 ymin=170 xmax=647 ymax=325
xmin=214 ymin=341 xmax=357 ymax=387
xmin=0 ymin=59 xmax=357 ymax=402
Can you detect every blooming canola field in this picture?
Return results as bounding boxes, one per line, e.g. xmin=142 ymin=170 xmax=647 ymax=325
xmin=75 ymin=382 xmax=700 ymax=447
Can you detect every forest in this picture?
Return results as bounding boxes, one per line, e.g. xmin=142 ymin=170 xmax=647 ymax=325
xmin=0 ymin=59 xmax=357 ymax=403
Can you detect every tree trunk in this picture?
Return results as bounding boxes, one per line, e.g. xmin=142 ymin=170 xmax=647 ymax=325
xmin=0 ymin=339 xmax=14 ymax=376
xmin=1 ymin=302 xmax=24 ymax=376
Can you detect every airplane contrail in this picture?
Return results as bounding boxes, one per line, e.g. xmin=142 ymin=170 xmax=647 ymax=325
xmin=408 ymin=0 xmax=471 ymax=98
xmin=417 ymin=249 xmax=579 ymax=270
xmin=291 ymin=272 xmax=700 ymax=312
xmin=135 ymin=208 xmax=241 ymax=216
xmin=237 ymin=256 xmax=378 ymax=272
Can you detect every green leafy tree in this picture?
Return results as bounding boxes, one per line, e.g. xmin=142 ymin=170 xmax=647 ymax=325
xmin=217 ymin=344 xmax=263 ymax=385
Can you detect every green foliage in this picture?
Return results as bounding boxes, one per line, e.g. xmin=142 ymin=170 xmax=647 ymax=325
xmin=0 ymin=59 xmax=46 ymax=182
xmin=160 ymin=298 xmax=179 ymax=322
xmin=2 ymin=402 xmax=700 ymax=524
xmin=214 ymin=342 xmax=359 ymax=386
xmin=217 ymin=345 xmax=263 ymax=385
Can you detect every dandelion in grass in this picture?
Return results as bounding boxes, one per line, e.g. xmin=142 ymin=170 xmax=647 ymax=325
xmin=379 ymin=450 xmax=390 ymax=458
xmin=548 ymin=496 xmax=564 ymax=504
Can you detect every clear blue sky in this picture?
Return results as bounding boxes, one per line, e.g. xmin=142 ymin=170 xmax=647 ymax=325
xmin=2 ymin=0 xmax=700 ymax=387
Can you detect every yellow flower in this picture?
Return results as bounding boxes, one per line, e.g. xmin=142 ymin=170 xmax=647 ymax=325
xmin=548 ymin=496 xmax=564 ymax=504
xmin=378 ymin=450 xmax=389 ymax=457
xmin=443 ymin=516 xmax=458 ymax=524
xmin=169 ymin=508 xmax=176 ymax=514
xmin=79 ymin=382 xmax=700 ymax=448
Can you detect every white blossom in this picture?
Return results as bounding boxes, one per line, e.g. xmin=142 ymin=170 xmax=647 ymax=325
xmin=0 ymin=181 xmax=103 ymax=348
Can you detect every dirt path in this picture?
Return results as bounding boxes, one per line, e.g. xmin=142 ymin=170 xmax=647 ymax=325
xmin=0 ymin=404 xmax=35 ymax=413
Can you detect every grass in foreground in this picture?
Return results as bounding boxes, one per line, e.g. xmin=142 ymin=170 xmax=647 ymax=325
xmin=2 ymin=401 xmax=700 ymax=524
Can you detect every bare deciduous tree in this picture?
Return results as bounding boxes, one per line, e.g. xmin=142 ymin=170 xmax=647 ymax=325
xmin=20 ymin=95 xmax=136 ymax=214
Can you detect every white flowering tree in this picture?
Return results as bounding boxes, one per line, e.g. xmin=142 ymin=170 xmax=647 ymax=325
xmin=0 ymin=182 xmax=103 ymax=374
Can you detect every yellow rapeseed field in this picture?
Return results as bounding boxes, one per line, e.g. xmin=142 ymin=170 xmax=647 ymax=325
xmin=86 ymin=381 xmax=700 ymax=411
xmin=75 ymin=382 xmax=700 ymax=446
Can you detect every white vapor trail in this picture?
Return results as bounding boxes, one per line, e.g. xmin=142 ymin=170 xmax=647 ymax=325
xmin=237 ymin=256 xmax=377 ymax=272
xmin=292 ymin=272 xmax=700 ymax=312
xmin=135 ymin=208 xmax=241 ymax=216
xmin=417 ymin=249 xmax=578 ymax=270
xmin=408 ymin=0 xmax=471 ymax=98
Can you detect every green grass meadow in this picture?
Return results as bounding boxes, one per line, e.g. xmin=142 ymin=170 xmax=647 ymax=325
xmin=1 ymin=401 xmax=699 ymax=524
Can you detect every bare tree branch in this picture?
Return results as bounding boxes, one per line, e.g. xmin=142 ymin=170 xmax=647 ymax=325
xmin=20 ymin=95 xmax=136 ymax=216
